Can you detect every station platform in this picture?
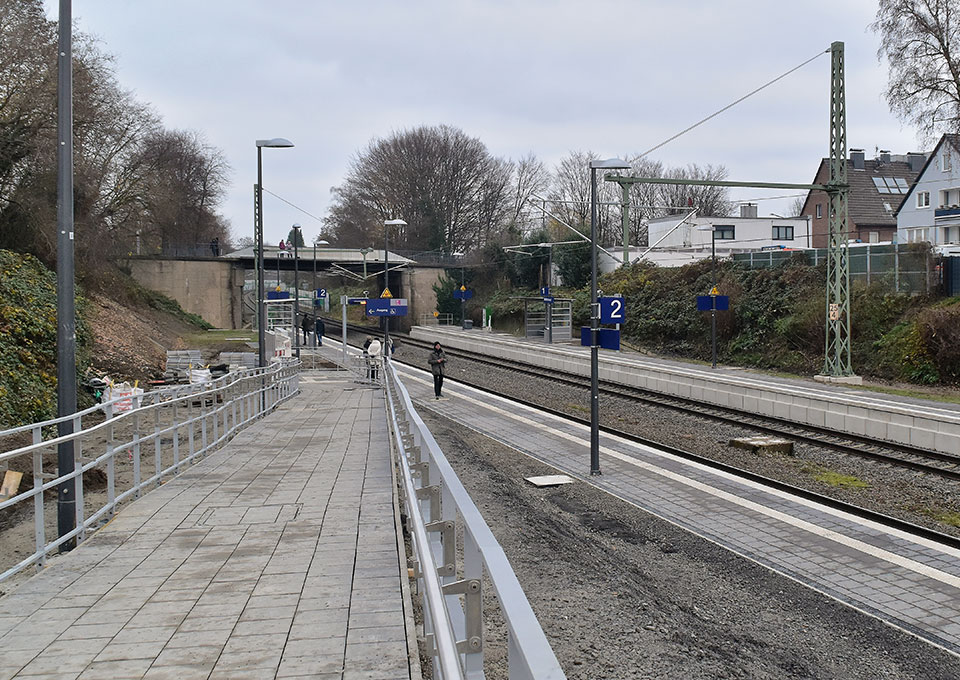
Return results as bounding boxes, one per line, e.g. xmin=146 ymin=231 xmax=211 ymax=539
xmin=0 ymin=375 xmax=416 ymax=680
xmin=393 ymin=360 xmax=960 ymax=656
xmin=411 ymin=325 xmax=960 ymax=455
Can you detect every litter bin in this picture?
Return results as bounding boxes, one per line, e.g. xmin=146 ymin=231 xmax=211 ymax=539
xmin=462 ymin=319 xmax=473 ymax=330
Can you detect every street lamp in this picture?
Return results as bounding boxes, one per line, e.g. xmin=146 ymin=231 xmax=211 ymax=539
xmin=255 ymin=137 xmax=294 ymax=368
xmin=588 ymin=158 xmax=631 ymax=476
xmin=383 ymin=219 xmax=407 ymax=358
xmin=698 ymin=224 xmax=719 ymax=369
xmin=292 ymin=223 xmax=302 ymax=359
xmin=359 ymin=247 xmax=374 ymax=281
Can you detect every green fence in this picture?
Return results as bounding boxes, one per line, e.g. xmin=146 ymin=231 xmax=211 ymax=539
xmin=732 ymin=244 xmax=934 ymax=294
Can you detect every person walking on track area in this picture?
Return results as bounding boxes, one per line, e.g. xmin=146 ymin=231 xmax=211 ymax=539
xmin=428 ymin=341 xmax=446 ymax=399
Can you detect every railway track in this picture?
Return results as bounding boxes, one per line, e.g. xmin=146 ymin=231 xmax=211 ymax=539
xmin=324 ymin=320 xmax=960 ymax=483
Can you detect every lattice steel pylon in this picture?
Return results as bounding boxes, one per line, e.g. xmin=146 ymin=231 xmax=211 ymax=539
xmin=822 ymin=41 xmax=855 ymax=379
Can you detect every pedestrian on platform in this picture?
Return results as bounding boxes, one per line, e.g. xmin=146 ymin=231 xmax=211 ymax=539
xmin=428 ymin=341 xmax=446 ymax=399
xmin=315 ymin=317 xmax=325 ymax=346
xmin=300 ymin=314 xmax=312 ymax=345
xmin=367 ymin=337 xmax=382 ymax=381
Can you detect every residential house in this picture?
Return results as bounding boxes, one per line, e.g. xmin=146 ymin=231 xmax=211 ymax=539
xmin=644 ymin=204 xmax=812 ymax=256
xmin=801 ymin=149 xmax=925 ymax=247
xmin=896 ymin=134 xmax=960 ymax=248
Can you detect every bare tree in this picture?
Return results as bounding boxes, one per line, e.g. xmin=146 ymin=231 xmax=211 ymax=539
xmin=872 ymin=0 xmax=960 ymax=142
xmin=510 ymin=152 xmax=550 ymax=236
xmin=325 ymin=125 xmax=514 ymax=253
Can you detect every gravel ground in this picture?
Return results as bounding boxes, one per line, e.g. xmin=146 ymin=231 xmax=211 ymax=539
xmin=416 ymin=408 xmax=960 ymax=680
xmin=390 ymin=341 xmax=960 ymax=539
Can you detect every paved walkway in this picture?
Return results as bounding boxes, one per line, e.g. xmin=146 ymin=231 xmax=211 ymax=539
xmin=0 ymin=375 xmax=414 ymax=680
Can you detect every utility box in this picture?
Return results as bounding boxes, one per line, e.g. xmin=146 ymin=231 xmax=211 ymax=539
xmin=462 ymin=319 xmax=473 ymax=330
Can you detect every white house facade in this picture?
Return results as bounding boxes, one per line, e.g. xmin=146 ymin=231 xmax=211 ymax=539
xmin=645 ymin=210 xmax=813 ymax=254
xmin=897 ymin=134 xmax=960 ymax=246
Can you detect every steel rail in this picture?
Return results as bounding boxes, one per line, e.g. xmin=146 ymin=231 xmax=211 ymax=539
xmin=0 ymin=360 xmax=300 ymax=583
xmin=385 ymin=332 xmax=960 ymax=482
xmin=385 ymin=360 xmax=567 ymax=679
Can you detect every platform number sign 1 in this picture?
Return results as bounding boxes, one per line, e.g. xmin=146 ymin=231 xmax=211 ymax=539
xmin=599 ymin=296 xmax=625 ymax=324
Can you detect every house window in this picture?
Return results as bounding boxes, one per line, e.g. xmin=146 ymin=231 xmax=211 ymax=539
xmin=869 ymin=232 xmax=880 ymax=243
xmin=772 ymin=225 xmax=794 ymax=240
xmin=872 ymin=177 xmax=909 ymax=194
xmin=815 ymin=204 xmax=823 ymax=219
xmin=917 ymin=191 xmax=930 ymax=208
xmin=714 ymin=225 xmax=735 ymax=240
xmin=944 ymin=148 xmax=952 ymax=172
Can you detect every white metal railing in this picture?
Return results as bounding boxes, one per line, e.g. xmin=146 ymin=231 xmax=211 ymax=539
xmin=420 ymin=313 xmax=455 ymax=326
xmin=0 ymin=360 xmax=300 ymax=583
xmin=384 ymin=361 xmax=565 ymax=680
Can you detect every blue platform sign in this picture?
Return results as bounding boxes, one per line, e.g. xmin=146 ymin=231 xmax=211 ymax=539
xmin=316 ymin=288 xmax=327 ymax=298
xmin=580 ymin=326 xmax=621 ymax=350
xmin=697 ymin=295 xmax=730 ymax=311
xmin=266 ymin=291 xmax=290 ymax=300
xmin=542 ymin=296 xmax=554 ymax=304
xmin=540 ymin=286 xmax=550 ymax=296
xmin=346 ymin=297 xmax=367 ymax=305
xmin=366 ymin=298 xmax=408 ymax=317
xmin=599 ymin=296 xmax=625 ymax=324
xmin=453 ymin=289 xmax=473 ymax=300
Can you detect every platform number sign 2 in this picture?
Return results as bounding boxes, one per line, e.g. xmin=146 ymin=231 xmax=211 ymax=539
xmin=599 ymin=296 xmax=625 ymax=324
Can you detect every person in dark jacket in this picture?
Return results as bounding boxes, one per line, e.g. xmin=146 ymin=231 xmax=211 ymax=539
xmin=428 ymin=341 xmax=446 ymax=399
xmin=315 ymin=317 xmax=325 ymax=346
xmin=300 ymin=314 xmax=312 ymax=345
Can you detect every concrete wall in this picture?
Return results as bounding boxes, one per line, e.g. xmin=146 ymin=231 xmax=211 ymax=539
xmin=127 ymin=258 xmax=244 ymax=329
xmin=405 ymin=266 xmax=446 ymax=326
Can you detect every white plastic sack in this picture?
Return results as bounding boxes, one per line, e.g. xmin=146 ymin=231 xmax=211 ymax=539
xmin=104 ymin=381 xmax=144 ymax=412
xmin=190 ymin=368 xmax=212 ymax=384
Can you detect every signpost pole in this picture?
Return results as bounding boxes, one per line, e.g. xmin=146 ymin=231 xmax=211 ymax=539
xmin=711 ymin=230 xmax=717 ymax=369
xmin=341 ymin=295 xmax=347 ymax=370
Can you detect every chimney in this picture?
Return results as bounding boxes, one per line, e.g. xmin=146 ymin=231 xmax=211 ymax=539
xmin=879 ymin=149 xmax=891 ymax=164
xmin=739 ymin=203 xmax=758 ymax=218
xmin=908 ymin=152 xmax=926 ymax=173
xmin=850 ymin=148 xmax=865 ymax=170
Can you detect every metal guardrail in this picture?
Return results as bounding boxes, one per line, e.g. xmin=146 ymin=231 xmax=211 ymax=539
xmin=0 ymin=360 xmax=300 ymax=583
xmin=384 ymin=361 xmax=566 ymax=680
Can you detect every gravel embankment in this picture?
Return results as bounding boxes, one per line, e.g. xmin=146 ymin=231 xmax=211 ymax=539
xmin=391 ymin=341 xmax=960 ymax=539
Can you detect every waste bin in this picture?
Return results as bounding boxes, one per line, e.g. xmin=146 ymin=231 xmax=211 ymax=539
xmin=462 ymin=319 xmax=473 ymax=330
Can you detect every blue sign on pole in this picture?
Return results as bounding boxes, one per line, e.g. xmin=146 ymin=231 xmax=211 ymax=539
xmin=580 ymin=326 xmax=621 ymax=350
xmin=540 ymin=286 xmax=550 ymax=296
xmin=542 ymin=296 xmax=554 ymax=304
xmin=453 ymin=289 xmax=473 ymax=300
xmin=696 ymin=295 xmax=730 ymax=311
xmin=316 ymin=288 xmax=327 ymax=299
xmin=599 ymin=296 xmax=626 ymax=324
xmin=366 ymin=298 xmax=408 ymax=317
xmin=266 ymin=291 xmax=290 ymax=300
xmin=346 ymin=297 xmax=367 ymax=305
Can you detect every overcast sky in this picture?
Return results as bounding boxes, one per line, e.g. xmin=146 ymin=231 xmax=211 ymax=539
xmin=46 ymin=1 xmax=918 ymax=246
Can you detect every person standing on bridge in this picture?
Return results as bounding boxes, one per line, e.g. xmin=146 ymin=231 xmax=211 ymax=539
xmin=428 ymin=341 xmax=446 ymax=399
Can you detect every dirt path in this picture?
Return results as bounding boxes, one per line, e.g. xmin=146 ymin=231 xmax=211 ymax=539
xmin=417 ymin=408 xmax=960 ymax=679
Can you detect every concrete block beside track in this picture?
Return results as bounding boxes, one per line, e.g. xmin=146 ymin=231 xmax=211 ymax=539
xmin=412 ymin=326 xmax=960 ymax=456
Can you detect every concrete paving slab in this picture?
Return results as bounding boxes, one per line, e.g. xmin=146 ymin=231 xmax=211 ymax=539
xmin=0 ymin=376 xmax=415 ymax=679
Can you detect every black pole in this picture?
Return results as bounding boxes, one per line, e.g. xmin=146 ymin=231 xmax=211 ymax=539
xmin=257 ymin=152 xmax=266 ymax=368
xmin=711 ymin=231 xmax=717 ymax=369
xmin=56 ymin=0 xmax=77 ymax=549
xmin=590 ymin=167 xmax=601 ymax=476
xmin=294 ymin=226 xmax=300 ymax=359
xmin=384 ymin=224 xmax=390 ymax=352
xmin=460 ymin=268 xmax=465 ymax=327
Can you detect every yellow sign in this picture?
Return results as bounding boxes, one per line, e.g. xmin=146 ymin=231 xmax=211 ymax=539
xmin=433 ymin=311 xmax=439 ymax=317
xmin=381 ymin=288 xmax=393 ymax=298
xmin=460 ymin=285 xmax=466 ymax=291
xmin=709 ymin=286 xmax=720 ymax=296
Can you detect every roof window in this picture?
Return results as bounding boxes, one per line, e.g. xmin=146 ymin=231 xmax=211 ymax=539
xmin=872 ymin=176 xmax=908 ymax=194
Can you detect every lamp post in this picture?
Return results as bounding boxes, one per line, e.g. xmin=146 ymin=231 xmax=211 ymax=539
xmin=292 ymin=224 xmax=302 ymax=359
xmin=698 ymin=225 xmax=719 ymax=369
xmin=383 ymin=219 xmax=407 ymax=358
xmin=255 ymin=137 xmax=294 ymax=368
xmin=588 ymin=159 xmax=631 ymax=476
xmin=360 ymin=247 xmax=374 ymax=280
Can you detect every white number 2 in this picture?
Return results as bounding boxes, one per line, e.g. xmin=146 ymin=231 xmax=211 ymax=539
xmin=610 ymin=298 xmax=623 ymax=320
